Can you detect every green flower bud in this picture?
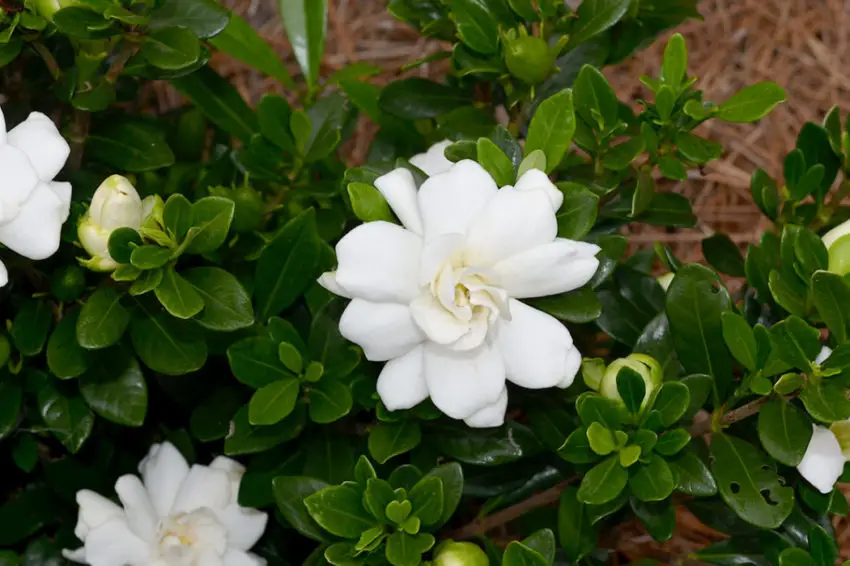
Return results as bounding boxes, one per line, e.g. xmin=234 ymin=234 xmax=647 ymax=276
xmin=599 ymin=353 xmax=662 ymax=411
xmin=231 ymin=185 xmax=265 ymax=233
xmin=0 ymin=333 xmax=10 ymax=368
xmin=78 ymin=175 xmax=145 ymax=272
xmin=32 ymin=0 xmax=77 ymax=21
xmin=657 ymin=272 xmax=674 ymax=291
xmin=50 ymin=265 xmax=86 ymax=302
xmin=434 ymin=541 xmax=489 ymax=566
xmin=823 ymin=219 xmax=850 ymax=275
xmin=504 ymin=36 xmax=555 ymax=85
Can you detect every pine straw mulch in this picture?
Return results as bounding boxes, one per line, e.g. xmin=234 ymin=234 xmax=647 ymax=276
xmin=164 ymin=0 xmax=850 ymax=562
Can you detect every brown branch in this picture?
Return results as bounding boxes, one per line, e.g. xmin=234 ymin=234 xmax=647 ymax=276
xmin=449 ymin=479 xmax=575 ymax=541
xmin=688 ymin=396 xmax=769 ymax=437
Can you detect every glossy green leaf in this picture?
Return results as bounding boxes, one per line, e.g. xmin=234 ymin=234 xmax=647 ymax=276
xmin=666 ymin=264 xmax=733 ymax=399
xmin=155 ymin=269 xmax=204 ymax=319
xmin=76 ymin=287 xmax=129 ymax=350
xmin=715 ymin=82 xmax=787 ymax=123
xmin=702 ymin=234 xmax=745 ymax=277
xmin=248 ymin=378 xmax=300 ymax=425
xmin=171 ymin=67 xmax=258 ymax=142
xmin=255 ymin=209 xmax=323 ymax=321
xmin=272 ymin=476 xmax=330 ymax=542
xmin=37 ymin=387 xmax=93 ymax=454
xmin=757 ymin=398 xmax=811 ymax=466
xmin=555 ymin=182 xmax=598 ymax=239
xmin=709 ymin=433 xmax=794 ymax=528
xmin=309 ymin=379 xmax=353 ymax=423
xmin=79 ymin=351 xmax=147 ymax=427
xmin=304 ymin=485 xmax=377 ymax=538
xmin=629 ymin=455 xmax=674 ymax=502
xmin=141 ymin=27 xmax=200 ymax=70
xmin=577 ymin=455 xmax=628 ymax=505
xmin=567 ymin=0 xmax=630 ymax=48
xmin=812 ymin=271 xmax=850 ymax=344
xmin=209 ymin=13 xmax=293 ymax=86
xmin=228 ymin=337 xmax=293 ymax=388
xmin=130 ymin=308 xmax=207 ymax=375
xmin=379 ymin=78 xmax=470 ymax=120
xmin=148 ymin=0 xmax=229 ymax=38
xmin=86 ymin=121 xmax=175 ymax=172
xmin=183 ymin=267 xmax=254 ymax=331
xmin=720 ymin=311 xmax=758 ymax=372
xmin=368 ymin=421 xmax=422 ymax=464
xmin=278 ymin=0 xmax=327 ymax=86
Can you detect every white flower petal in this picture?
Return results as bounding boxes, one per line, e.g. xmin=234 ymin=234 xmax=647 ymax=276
xmin=377 ymin=345 xmax=428 ymax=411
xmin=218 ymin=505 xmax=268 ymax=551
xmin=339 ymin=299 xmax=424 ymax=361
xmin=0 ymin=260 xmax=7 ymax=288
xmin=491 ymin=239 xmax=600 ymax=298
xmin=823 ymin=219 xmax=850 ymax=250
xmin=317 ymin=271 xmax=352 ymax=299
xmin=559 ymin=347 xmax=582 ymax=388
xmin=0 ymin=106 xmax=6 ymax=144
xmin=0 ymin=182 xmax=65 ymax=260
xmin=170 ymin=464 xmax=231 ymax=515
xmin=0 ymin=144 xmax=38 ymax=218
xmin=463 ymin=388 xmax=508 ymax=428
xmin=61 ymin=547 xmax=88 ymax=564
xmin=209 ymin=456 xmax=247 ymax=505
xmin=410 ymin=140 xmax=453 ymax=177
xmin=374 ymin=168 xmax=423 ymax=235
xmin=798 ymin=425 xmax=844 ymax=494
xmin=514 ymin=168 xmax=563 ymax=211
xmin=7 ymin=112 xmax=70 ymax=181
xmin=82 ymin=518 xmax=152 ymax=566
xmin=50 ymin=181 xmax=72 ymax=222
xmin=465 ymin=187 xmax=557 ymax=266
xmin=423 ymin=343 xmax=506 ymax=419
xmin=138 ymin=442 xmax=190 ymax=518
xmin=495 ymin=299 xmax=576 ymax=389
xmin=223 ymin=549 xmax=267 ymax=566
xmin=816 ymin=346 xmax=833 ymax=365
xmin=74 ymin=490 xmax=124 ymax=541
xmin=410 ymin=292 xmax=470 ymax=346
xmin=334 ymin=221 xmax=422 ymax=303
xmin=114 ymin=474 xmax=159 ymax=542
xmin=419 ymin=233 xmax=465 ymax=286
xmin=418 ymin=160 xmax=497 ymax=242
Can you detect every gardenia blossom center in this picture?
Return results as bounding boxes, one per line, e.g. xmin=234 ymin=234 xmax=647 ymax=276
xmin=412 ymin=240 xmax=511 ymax=351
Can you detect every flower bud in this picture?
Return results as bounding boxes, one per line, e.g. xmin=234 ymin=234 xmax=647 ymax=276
xmin=822 ymin=219 xmax=850 ymax=275
xmin=657 ymin=272 xmax=675 ymax=291
xmin=434 ymin=541 xmax=489 ymax=566
xmin=51 ymin=265 xmax=86 ymax=302
xmin=78 ymin=175 xmax=144 ymax=272
xmin=599 ymin=354 xmax=662 ymax=411
xmin=505 ymin=36 xmax=556 ymax=85
xmin=32 ymin=0 xmax=77 ymax=21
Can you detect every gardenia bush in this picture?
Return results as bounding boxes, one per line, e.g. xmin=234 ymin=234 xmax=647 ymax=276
xmin=2 ymin=1 xmax=850 ymax=565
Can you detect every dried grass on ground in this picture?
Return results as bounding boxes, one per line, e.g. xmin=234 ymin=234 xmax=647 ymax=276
xmin=197 ymin=0 xmax=850 ymax=562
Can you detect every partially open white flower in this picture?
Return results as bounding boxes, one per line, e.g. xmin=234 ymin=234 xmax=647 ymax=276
xmin=319 ymin=160 xmax=599 ymax=427
xmin=815 ymin=346 xmax=833 ymax=365
xmin=0 ymin=106 xmax=71 ymax=286
xmin=63 ymin=442 xmax=268 ymax=566
xmin=78 ymin=175 xmax=154 ymax=271
xmin=822 ymin=219 xmax=850 ymax=276
xmin=657 ymin=272 xmax=675 ymax=291
xmin=797 ymin=425 xmax=845 ymax=494
xmin=410 ymin=140 xmax=454 ymax=177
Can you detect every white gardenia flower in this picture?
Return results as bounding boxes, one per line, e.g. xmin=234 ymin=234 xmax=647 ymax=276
xmin=815 ymin=346 xmax=833 ymax=365
xmin=409 ymin=140 xmax=454 ymax=177
xmin=63 ymin=442 xmax=268 ymax=566
xmin=0 ymin=106 xmax=72 ymax=287
xmin=797 ymin=425 xmax=845 ymax=494
xmin=78 ymin=175 xmax=157 ymax=271
xmin=319 ymin=159 xmax=600 ymax=427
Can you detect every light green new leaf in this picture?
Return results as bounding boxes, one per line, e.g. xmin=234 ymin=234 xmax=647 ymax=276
xmin=525 ymin=88 xmax=575 ymax=172
xmin=716 ymin=82 xmax=787 ymax=123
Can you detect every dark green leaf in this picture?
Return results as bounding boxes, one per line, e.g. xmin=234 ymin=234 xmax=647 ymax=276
xmin=525 ymin=88 xmax=576 ymax=171
xmin=148 ymin=0 xmax=229 ymax=38
xmin=272 ymin=476 xmax=330 ymax=542
xmin=171 ymin=67 xmax=258 ymax=142
xmin=130 ymin=308 xmax=207 ymax=375
xmin=77 ymin=287 xmax=129 ymax=350
xmin=577 ymin=454 xmax=628 ymax=505
xmin=557 ymin=486 xmax=598 ymax=562
xmin=278 ymin=0 xmax=327 ymax=86
xmin=812 ymin=271 xmax=850 ymax=344
xmin=86 ymin=121 xmax=174 ymax=172
xmin=228 ymin=337 xmax=293 ymax=388
xmin=709 ymin=433 xmax=794 ymax=528
xmin=567 ymin=0 xmax=630 ymax=48
xmin=702 ymin=234 xmax=745 ymax=277
xmin=248 ymin=378 xmax=300 ymax=425
xmin=668 ymin=449 xmax=717 ymax=496
xmin=11 ymin=300 xmax=52 ymax=356
xmin=629 ymin=455 xmax=674 ymax=502
xmin=309 ymin=379 xmax=353 ymax=423
xmin=720 ymin=311 xmax=758 ymax=372
xmin=155 ymin=268 xmax=204 ymax=319
xmin=666 ymin=264 xmax=733 ymax=399
xmin=183 ymin=267 xmax=254 ymax=331
xmin=37 ymin=388 xmax=93 ymax=453
xmin=141 ymin=27 xmax=200 ymax=70
xmin=209 ymin=13 xmax=293 ymax=85
xmin=757 ymin=398 xmax=811 ymax=467
xmin=379 ymin=78 xmax=470 ymax=120
xmin=255 ymin=209 xmax=323 ymax=321
xmin=304 ymin=485 xmax=377 ymax=539
xmin=555 ymin=182 xmax=598 ymax=239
